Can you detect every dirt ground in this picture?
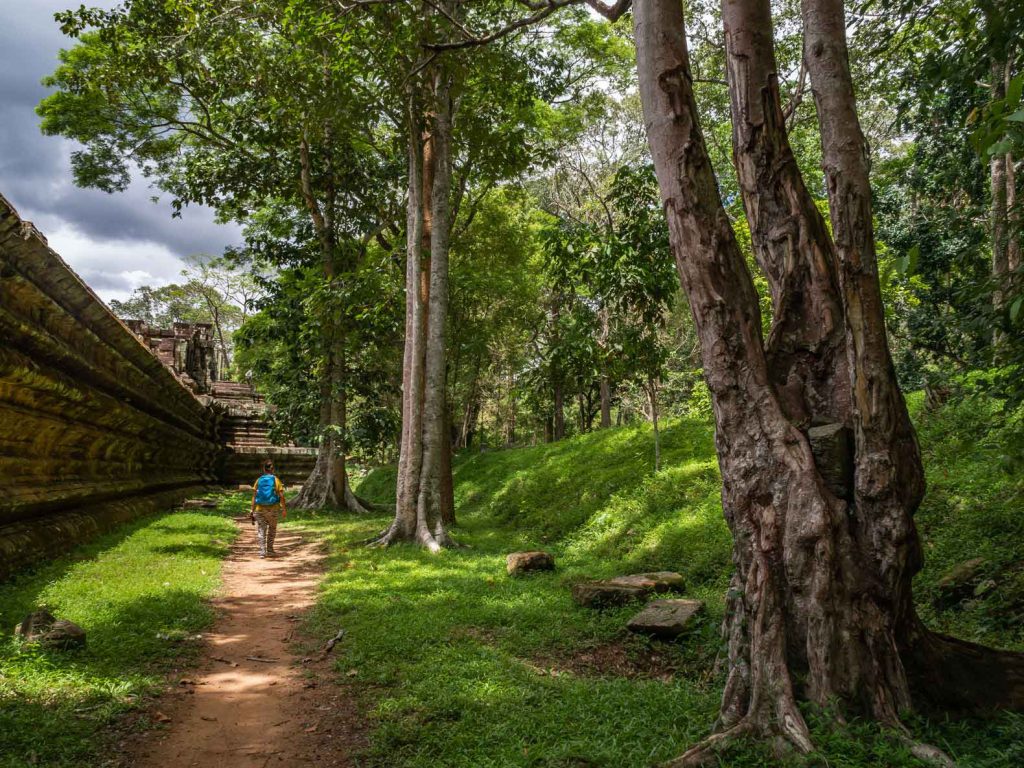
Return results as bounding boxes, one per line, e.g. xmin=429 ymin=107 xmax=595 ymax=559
xmin=121 ymin=516 xmax=365 ymax=767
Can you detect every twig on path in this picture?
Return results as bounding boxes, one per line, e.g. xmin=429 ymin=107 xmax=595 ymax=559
xmin=320 ymin=628 xmax=346 ymax=658
xmin=246 ymin=656 xmax=279 ymax=663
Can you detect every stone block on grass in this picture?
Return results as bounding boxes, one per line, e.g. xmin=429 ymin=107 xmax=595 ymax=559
xmin=572 ymin=571 xmax=686 ymax=609
xmin=627 ymin=599 xmax=704 ymax=639
xmin=183 ymin=498 xmax=218 ymax=509
xmin=507 ymin=551 xmax=555 ymax=576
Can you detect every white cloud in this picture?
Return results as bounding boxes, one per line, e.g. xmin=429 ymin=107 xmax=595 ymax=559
xmin=0 ymin=2 xmax=243 ymax=305
xmin=39 ymin=222 xmax=190 ymax=303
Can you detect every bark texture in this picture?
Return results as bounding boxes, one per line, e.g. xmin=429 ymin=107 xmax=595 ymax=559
xmin=803 ymin=0 xmax=1024 ymax=716
xmin=722 ymin=0 xmax=849 ymax=431
xmin=635 ymin=4 xmax=837 ymax=755
xmin=375 ymin=66 xmax=457 ymax=550
xmin=634 ymin=1 xmax=1024 ymax=764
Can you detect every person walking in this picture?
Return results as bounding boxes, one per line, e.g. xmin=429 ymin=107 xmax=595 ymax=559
xmin=250 ymin=460 xmax=286 ymax=558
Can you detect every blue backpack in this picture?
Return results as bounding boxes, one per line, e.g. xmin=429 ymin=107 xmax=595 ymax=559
xmin=254 ymin=474 xmax=280 ymax=505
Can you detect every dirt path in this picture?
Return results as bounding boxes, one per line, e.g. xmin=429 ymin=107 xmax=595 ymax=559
xmin=124 ymin=516 xmax=360 ymax=767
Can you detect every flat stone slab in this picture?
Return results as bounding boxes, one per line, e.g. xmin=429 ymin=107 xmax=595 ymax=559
xmin=507 ymin=551 xmax=555 ymax=576
xmin=572 ymin=582 xmax=650 ymax=608
xmin=608 ymin=571 xmax=685 ymax=592
xmin=572 ymin=571 xmax=686 ymax=609
xmin=627 ymin=599 xmax=704 ymax=638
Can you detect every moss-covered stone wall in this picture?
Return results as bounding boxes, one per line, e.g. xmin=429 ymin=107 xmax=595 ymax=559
xmin=0 ymin=194 xmax=223 ymax=580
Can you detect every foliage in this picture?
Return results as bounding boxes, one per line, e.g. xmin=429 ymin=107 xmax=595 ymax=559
xmin=110 ymin=255 xmax=259 ymax=367
xmin=315 ymin=388 xmax=1024 ymax=767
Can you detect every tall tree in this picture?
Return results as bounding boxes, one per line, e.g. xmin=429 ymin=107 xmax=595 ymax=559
xmin=39 ymin=0 xmax=403 ymax=511
xmin=609 ymin=0 xmax=1024 ymax=762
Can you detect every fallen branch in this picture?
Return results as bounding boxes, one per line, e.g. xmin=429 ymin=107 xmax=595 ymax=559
xmin=320 ymin=628 xmax=346 ymax=658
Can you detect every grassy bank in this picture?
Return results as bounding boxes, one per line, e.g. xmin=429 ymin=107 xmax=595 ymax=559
xmin=304 ymin=392 xmax=1024 ymax=767
xmin=0 ymin=509 xmax=236 ymax=767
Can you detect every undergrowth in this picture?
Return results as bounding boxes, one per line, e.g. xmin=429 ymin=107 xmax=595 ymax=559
xmin=336 ymin=394 xmax=1024 ymax=767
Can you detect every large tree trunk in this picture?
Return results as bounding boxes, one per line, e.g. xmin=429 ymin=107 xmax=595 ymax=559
xmin=635 ymin=2 xmax=991 ymax=765
xmin=803 ymin=0 xmax=1024 ymax=714
xmin=293 ymin=136 xmax=367 ymax=513
xmin=374 ymin=66 xmax=456 ymax=550
xmin=722 ymin=0 xmax=849 ymax=431
xmin=383 ymin=95 xmax=428 ymax=542
xmin=628 ymin=0 xmax=1024 ymax=759
xmin=636 ymin=6 xmax=838 ymax=757
xmin=292 ymin=315 xmax=370 ymax=512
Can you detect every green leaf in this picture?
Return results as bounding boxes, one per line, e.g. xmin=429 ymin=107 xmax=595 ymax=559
xmin=1011 ymin=295 xmax=1023 ymax=323
xmin=1008 ymin=73 xmax=1024 ymax=108
xmin=896 ymin=245 xmax=919 ymax=276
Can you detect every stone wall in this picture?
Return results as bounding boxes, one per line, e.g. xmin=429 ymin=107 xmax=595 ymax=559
xmin=0 ymin=195 xmax=223 ymax=580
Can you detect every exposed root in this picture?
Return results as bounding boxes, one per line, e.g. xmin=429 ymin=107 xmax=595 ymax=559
xmin=365 ymin=523 xmax=401 ymax=547
xmin=364 ymin=521 xmax=457 ymax=551
xmin=343 ymin=485 xmax=373 ymax=515
xmin=904 ymin=625 xmax=1024 ymax=712
xmin=354 ymin=493 xmax=392 ymax=513
xmin=660 ymin=721 xmax=756 ymax=767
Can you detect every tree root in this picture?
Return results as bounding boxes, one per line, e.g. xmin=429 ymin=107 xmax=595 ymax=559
xmin=343 ymin=484 xmax=373 ymax=515
xmin=660 ymin=722 xmax=756 ymax=767
xmin=904 ymin=626 xmax=1024 ymax=712
xmin=660 ymin=717 xmax=957 ymax=768
xmin=364 ymin=521 xmax=456 ymax=551
xmin=353 ymin=493 xmax=392 ymax=513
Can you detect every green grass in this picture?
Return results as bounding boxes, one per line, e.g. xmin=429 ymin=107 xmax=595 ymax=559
xmin=2 ymin=388 xmax=1022 ymax=767
xmin=0 ymin=508 xmax=236 ymax=767
xmin=327 ymin=402 xmax=1024 ymax=767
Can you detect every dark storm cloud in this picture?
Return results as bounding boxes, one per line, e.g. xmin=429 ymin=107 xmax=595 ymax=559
xmin=0 ymin=1 xmax=241 ymax=298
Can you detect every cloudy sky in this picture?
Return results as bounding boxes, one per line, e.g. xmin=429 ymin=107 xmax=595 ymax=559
xmin=0 ymin=1 xmax=242 ymax=303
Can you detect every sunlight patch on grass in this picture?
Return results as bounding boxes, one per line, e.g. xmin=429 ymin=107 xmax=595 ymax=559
xmin=0 ymin=509 xmax=236 ymax=767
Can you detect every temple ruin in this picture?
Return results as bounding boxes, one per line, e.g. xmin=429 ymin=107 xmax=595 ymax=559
xmin=120 ymin=320 xmax=317 ymax=486
xmin=0 ymin=194 xmax=314 ymax=580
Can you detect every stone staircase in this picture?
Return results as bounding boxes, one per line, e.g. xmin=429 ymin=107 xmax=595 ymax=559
xmin=209 ymin=381 xmax=317 ymax=485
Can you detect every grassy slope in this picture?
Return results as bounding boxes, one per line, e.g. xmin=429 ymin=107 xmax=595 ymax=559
xmin=322 ymin=395 xmax=1024 ymax=768
xmin=0 ymin=510 xmax=236 ymax=768
xmin=0 ymin=389 xmax=1019 ymax=768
